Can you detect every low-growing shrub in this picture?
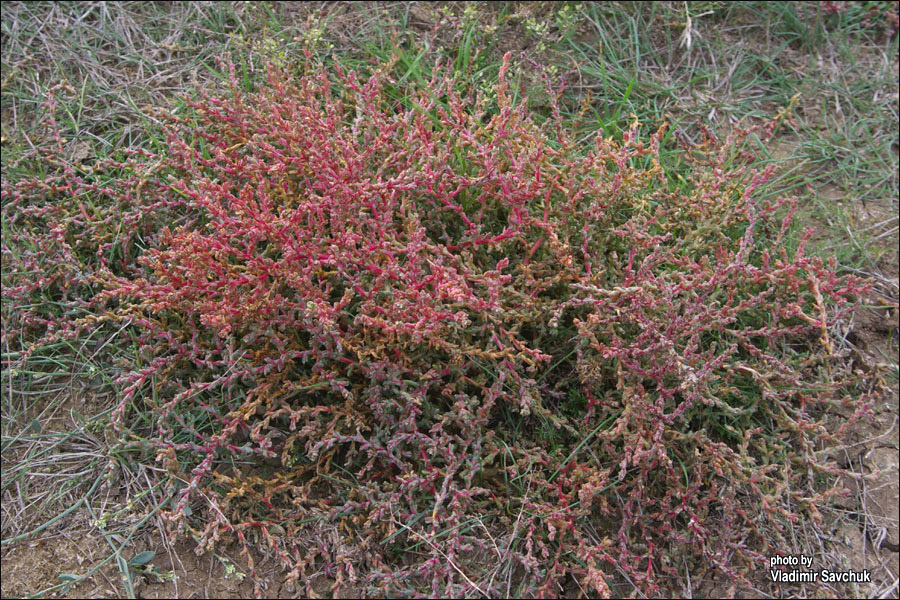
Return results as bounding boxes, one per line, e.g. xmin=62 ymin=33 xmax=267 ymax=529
xmin=1 ymin=54 xmax=877 ymax=597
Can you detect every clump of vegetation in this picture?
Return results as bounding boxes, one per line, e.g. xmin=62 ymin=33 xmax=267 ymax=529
xmin=820 ymin=1 xmax=900 ymax=39
xmin=1 ymin=52 xmax=878 ymax=597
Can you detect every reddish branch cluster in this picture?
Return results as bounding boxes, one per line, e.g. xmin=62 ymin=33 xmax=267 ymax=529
xmin=1 ymin=55 xmax=875 ymax=597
